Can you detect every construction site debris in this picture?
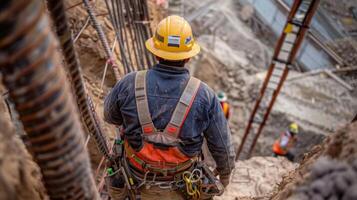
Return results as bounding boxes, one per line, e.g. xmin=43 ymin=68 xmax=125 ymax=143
xmin=215 ymin=156 xmax=297 ymax=200
xmin=327 ymin=38 xmax=357 ymax=67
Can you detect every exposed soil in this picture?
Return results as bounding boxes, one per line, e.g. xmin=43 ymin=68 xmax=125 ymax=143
xmin=216 ymin=156 xmax=298 ymax=200
xmin=271 ymin=121 xmax=357 ymax=200
xmin=0 ymin=93 xmax=47 ymax=200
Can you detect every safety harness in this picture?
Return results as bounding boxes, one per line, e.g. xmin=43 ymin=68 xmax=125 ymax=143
xmin=106 ymin=71 xmax=224 ymax=200
xmin=126 ymin=70 xmax=201 ymax=176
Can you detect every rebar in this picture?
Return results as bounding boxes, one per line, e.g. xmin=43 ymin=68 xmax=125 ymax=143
xmin=82 ymin=0 xmax=121 ymax=80
xmin=104 ymin=0 xmax=155 ymax=72
xmin=0 ymin=0 xmax=99 ymax=199
xmin=46 ymin=0 xmax=111 ymax=160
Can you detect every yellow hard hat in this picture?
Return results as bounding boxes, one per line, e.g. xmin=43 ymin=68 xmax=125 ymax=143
xmin=145 ymin=15 xmax=200 ymax=61
xmin=289 ymin=123 xmax=299 ymax=134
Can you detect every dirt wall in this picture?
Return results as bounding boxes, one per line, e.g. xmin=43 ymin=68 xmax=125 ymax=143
xmin=271 ymin=121 xmax=357 ymax=200
xmin=0 ymin=96 xmax=47 ymax=200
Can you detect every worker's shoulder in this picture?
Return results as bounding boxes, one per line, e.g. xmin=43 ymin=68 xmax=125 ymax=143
xmin=113 ymin=71 xmax=137 ymax=92
xmin=120 ymin=71 xmax=137 ymax=82
xmin=195 ymin=78 xmax=216 ymax=104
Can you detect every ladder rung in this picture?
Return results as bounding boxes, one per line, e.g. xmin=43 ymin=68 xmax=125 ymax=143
xmin=256 ymin=105 xmax=266 ymax=113
xmin=256 ymin=111 xmax=266 ymax=119
xmin=301 ymin=0 xmax=313 ymax=5
xmin=278 ymin=51 xmax=290 ymax=61
xmin=251 ymin=120 xmax=261 ymax=127
xmin=265 ymin=87 xmax=276 ymax=95
xmin=285 ymin=33 xmax=297 ymax=43
xmin=263 ymin=89 xmax=274 ymax=99
xmin=281 ymin=47 xmax=290 ymax=52
xmin=271 ymin=72 xmax=282 ymax=79
xmin=267 ymin=81 xmax=278 ymax=90
xmin=244 ymin=139 xmax=253 ymax=146
xmin=285 ymin=40 xmax=295 ymax=45
xmin=281 ymin=42 xmax=293 ymax=52
xmin=253 ymin=116 xmax=263 ymax=124
xmin=274 ymin=62 xmax=286 ymax=70
xmin=281 ymin=49 xmax=291 ymax=54
xmin=272 ymin=68 xmax=284 ymax=76
xmin=291 ymin=19 xmax=304 ymax=26
xmin=297 ymin=6 xmax=308 ymax=12
xmin=292 ymin=24 xmax=300 ymax=33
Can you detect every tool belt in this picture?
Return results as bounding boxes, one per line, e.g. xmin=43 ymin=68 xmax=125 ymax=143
xmin=120 ymin=155 xmax=224 ymax=200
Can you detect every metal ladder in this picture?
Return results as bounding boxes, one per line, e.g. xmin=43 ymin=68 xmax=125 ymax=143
xmin=235 ymin=0 xmax=320 ymax=161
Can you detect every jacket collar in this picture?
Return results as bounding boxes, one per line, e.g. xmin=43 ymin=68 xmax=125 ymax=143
xmin=153 ymin=63 xmax=189 ymax=74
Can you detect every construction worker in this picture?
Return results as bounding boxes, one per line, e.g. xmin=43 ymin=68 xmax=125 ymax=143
xmin=272 ymin=123 xmax=299 ymax=161
xmin=104 ymin=15 xmax=235 ymax=199
xmin=217 ymin=91 xmax=230 ymax=120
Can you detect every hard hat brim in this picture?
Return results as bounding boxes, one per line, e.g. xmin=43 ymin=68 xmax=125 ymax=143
xmin=145 ymin=38 xmax=200 ymax=61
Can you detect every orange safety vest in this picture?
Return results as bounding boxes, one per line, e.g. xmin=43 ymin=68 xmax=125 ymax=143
xmin=273 ymin=140 xmax=286 ymax=155
xmin=125 ymin=71 xmax=200 ymax=175
xmin=272 ymin=131 xmax=295 ymax=155
xmin=220 ymin=102 xmax=230 ymax=119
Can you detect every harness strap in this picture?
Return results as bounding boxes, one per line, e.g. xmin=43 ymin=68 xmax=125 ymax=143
xmin=163 ymin=77 xmax=201 ymax=137
xmin=135 ymin=70 xmax=201 ymax=138
xmin=135 ymin=70 xmax=156 ymax=134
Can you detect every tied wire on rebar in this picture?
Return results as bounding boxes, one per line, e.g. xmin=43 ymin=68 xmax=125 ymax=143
xmin=104 ymin=0 xmax=155 ymax=73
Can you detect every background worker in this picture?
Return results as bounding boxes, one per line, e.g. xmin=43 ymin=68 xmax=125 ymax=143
xmin=104 ymin=15 xmax=235 ymax=199
xmin=272 ymin=122 xmax=299 ymax=161
xmin=217 ymin=91 xmax=231 ymax=120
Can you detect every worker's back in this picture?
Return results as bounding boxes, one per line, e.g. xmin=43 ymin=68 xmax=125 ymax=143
xmin=104 ymin=63 xmax=234 ymax=162
xmin=103 ymin=15 xmax=234 ymax=199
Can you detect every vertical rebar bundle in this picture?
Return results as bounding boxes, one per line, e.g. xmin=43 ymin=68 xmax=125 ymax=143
xmin=46 ymin=0 xmax=111 ymax=161
xmin=104 ymin=0 xmax=155 ymax=73
xmin=0 ymin=0 xmax=99 ymax=199
xmin=82 ymin=0 xmax=121 ymax=80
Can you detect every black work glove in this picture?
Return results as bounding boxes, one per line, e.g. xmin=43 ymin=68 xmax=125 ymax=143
xmin=219 ymin=173 xmax=231 ymax=188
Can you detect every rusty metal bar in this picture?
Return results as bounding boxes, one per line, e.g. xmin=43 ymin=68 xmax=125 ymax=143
xmin=276 ymin=0 xmax=344 ymax=66
xmin=82 ymin=0 xmax=121 ymax=80
xmin=46 ymin=0 xmax=111 ymax=161
xmin=235 ymin=62 xmax=276 ymax=160
xmin=0 ymin=0 xmax=99 ymax=199
xmin=104 ymin=0 xmax=154 ymax=72
xmin=247 ymin=67 xmax=289 ymax=156
xmin=288 ymin=1 xmax=320 ymax=61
